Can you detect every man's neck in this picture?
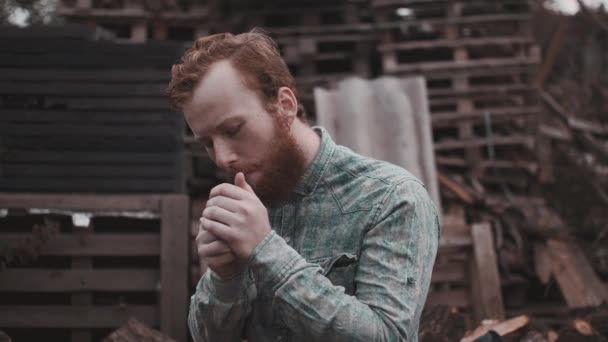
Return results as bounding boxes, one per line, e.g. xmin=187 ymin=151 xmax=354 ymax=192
xmin=292 ymin=121 xmax=321 ymax=170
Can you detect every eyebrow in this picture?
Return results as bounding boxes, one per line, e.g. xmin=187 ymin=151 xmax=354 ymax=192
xmin=195 ymin=115 xmax=244 ymax=141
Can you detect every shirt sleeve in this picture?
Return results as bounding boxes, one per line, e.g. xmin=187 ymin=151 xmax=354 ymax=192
xmin=248 ymin=179 xmax=441 ymax=341
xmin=188 ymin=267 xmax=257 ymax=342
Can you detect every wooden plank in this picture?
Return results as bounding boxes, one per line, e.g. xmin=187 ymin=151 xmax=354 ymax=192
xmin=375 ymin=13 xmax=531 ymax=29
xmin=434 ymin=135 xmax=534 ymax=150
xmin=431 ymin=262 xmax=467 ymax=283
xmin=534 ymin=242 xmax=553 ymax=285
xmin=159 ymin=195 xmax=189 ymax=342
xmin=0 ymin=269 xmax=159 ymax=292
xmin=471 ymin=223 xmax=505 ymax=320
xmin=1 ymin=234 xmax=160 ymax=256
xmin=387 ymin=57 xmax=539 ymax=74
xmin=0 ymin=305 xmax=158 ymax=328
xmin=379 ymin=36 xmax=535 ymax=52
xmin=19 ymin=96 xmax=172 ymax=110
xmin=431 ymin=106 xmax=541 ymax=127
xmin=439 ymin=228 xmax=472 ymax=248
xmin=0 ymin=193 xmax=163 ymax=211
xmin=426 ymin=289 xmax=471 ymax=308
xmin=0 ymin=178 xmax=179 ymax=193
xmin=547 ymin=239 xmax=608 ymax=308
xmin=71 ymin=225 xmax=93 ymax=342
xmin=0 ymin=25 xmax=95 ymax=39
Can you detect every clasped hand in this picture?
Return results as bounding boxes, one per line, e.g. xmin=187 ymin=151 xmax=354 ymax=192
xmin=196 ymin=172 xmax=271 ymax=280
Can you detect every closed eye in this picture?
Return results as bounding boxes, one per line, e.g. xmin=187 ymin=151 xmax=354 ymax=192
xmin=224 ymin=123 xmax=244 ymax=137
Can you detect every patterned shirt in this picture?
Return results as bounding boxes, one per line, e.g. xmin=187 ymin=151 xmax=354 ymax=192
xmin=189 ymin=127 xmax=440 ymax=342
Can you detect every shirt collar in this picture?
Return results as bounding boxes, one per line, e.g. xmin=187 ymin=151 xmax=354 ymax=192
xmin=293 ymin=126 xmax=336 ymax=196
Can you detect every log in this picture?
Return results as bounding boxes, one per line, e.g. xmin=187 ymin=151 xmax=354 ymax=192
xmin=556 ymin=319 xmax=607 ymax=342
xmin=102 ymin=319 xmax=176 ymax=342
xmin=461 ymin=315 xmax=529 ymax=342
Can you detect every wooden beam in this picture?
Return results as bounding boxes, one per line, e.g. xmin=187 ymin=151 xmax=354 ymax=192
xmin=160 ymin=195 xmax=189 ymax=342
xmin=1 ymin=234 xmax=160 ymax=256
xmin=471 ymin=223 xmax=505 ymax=320
xmin=547 ymin=239 xmax=608 ymax=308
xmin=0 ymin=194 xmax=163 ymax=211
xmin=0 ymin=270 xmax=159 ymax=292
xmin=426 ymin=289 xmax=471 ymax=308
xmin=431 ymin=263 xmax=468 ymax=283
xmin=0 ymin=306 xmax=158 ymax=328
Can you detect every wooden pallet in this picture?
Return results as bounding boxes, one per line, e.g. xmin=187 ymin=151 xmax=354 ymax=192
xmin=58 ymin=0 xmax=209 ymax=42
xmin=371 ymin=0 xmax=530 ymax=21
xmin=0 ymin=193 xmax=189 ymax=342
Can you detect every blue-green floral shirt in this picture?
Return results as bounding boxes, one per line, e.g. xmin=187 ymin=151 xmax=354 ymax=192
xmin=189 ymin=127 xmax=440 ymax=342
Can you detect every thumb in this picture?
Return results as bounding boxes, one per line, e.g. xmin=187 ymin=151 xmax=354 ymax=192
xmin=235 ymin=172 xmax=254 ymax=193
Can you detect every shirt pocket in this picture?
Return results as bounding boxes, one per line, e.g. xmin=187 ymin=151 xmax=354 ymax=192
xmin=315 ymin=253 xmax=358 ymax=295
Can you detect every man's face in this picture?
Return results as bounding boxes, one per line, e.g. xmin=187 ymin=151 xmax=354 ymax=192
xmin=182 ymin=60 xmax=306 ymax=205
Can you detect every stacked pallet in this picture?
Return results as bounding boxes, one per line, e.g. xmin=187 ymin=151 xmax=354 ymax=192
xmin=0 ymin=26 xmax=185 ymax=193
xmin=57 ymin=0 xmax=210 ymax=42
xmin=215 ymin=0 xmax=376 ymax=118
xmin=370 ymin=0 xmax=541 ymax=194
xmin=0 ymin=193 xmax=189 ymax=342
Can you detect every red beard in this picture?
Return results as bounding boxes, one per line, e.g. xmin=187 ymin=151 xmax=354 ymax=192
xmin=228 ymin=116 xmax=308 ymax=207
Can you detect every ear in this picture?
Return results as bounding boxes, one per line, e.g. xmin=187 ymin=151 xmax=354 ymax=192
xmin=277 ymin=86 xmax=298 ymax=122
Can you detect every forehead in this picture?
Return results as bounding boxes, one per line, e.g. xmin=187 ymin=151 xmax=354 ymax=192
xmin=183 ymin=60 xmax=264 ymax=134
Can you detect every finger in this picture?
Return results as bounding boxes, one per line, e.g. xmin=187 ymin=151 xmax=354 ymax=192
xmin=235 ymin=172 xmax=255 ymax=194
xmin=202 ymin=205 xmax=238 ymax=227
xmin=209 ymin=183 xmax=251 ymax=201
xmin=196 ymin=226 xmax=220 ymax=244
xmin=200 ymin=216 xmax=236 ymax=243
xmin=198 ymin=240 xmax=232 ymax=257
xmin=206 ymin=253 xmax=237 ymax=266
xmin=205 ymin=195 xmax=241 ymax=214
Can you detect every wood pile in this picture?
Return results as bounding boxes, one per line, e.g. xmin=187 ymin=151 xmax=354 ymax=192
xmin=0 ymin=194 xmax=189 ymax=342
xmin=370 ymin=0 xmax=541 ymax=195
xmin=429 ymin=2 xmax=608 ymax=338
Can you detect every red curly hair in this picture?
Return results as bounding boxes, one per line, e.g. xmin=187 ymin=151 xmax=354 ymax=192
xmin=166 ymin=30 xmax=303 ymax=118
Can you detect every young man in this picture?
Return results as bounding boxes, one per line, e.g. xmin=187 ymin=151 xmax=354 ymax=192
xmin=167 ymin=31 xmax=440 ymax=342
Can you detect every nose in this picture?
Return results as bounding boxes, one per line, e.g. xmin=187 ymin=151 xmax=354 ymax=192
xmin=211 ymin=141 xmax=237 ymax=170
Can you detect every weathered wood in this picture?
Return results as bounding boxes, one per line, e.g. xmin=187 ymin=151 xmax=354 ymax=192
xmin=0 ymin=269 xmax=159 ymax=292
xmin=1 ymin=234 xmax=159 ymax=257
xmin=461 ymin=315 xmax=529 ymax=342
xmin=547 ymin=239 xmax=608 ymax=308
xmin=471 ymin=223 xmax=505 ymax=320
xmin=379 ymin=36 xmax=534 ymax=52
xmin=534 ymin=243 xmax=553 ymax=285
xmin=160 ymin=195 xmax=189 ymax=342
xmin=426 ymin=289 xmax=471 ymax=308
xmin=0 ymin=306 xmax=158 ymax=328
xmin=431 ymin=263 xmax=467 ymax=283
xmin=0 ymin=193 xmax=163 ymax=211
